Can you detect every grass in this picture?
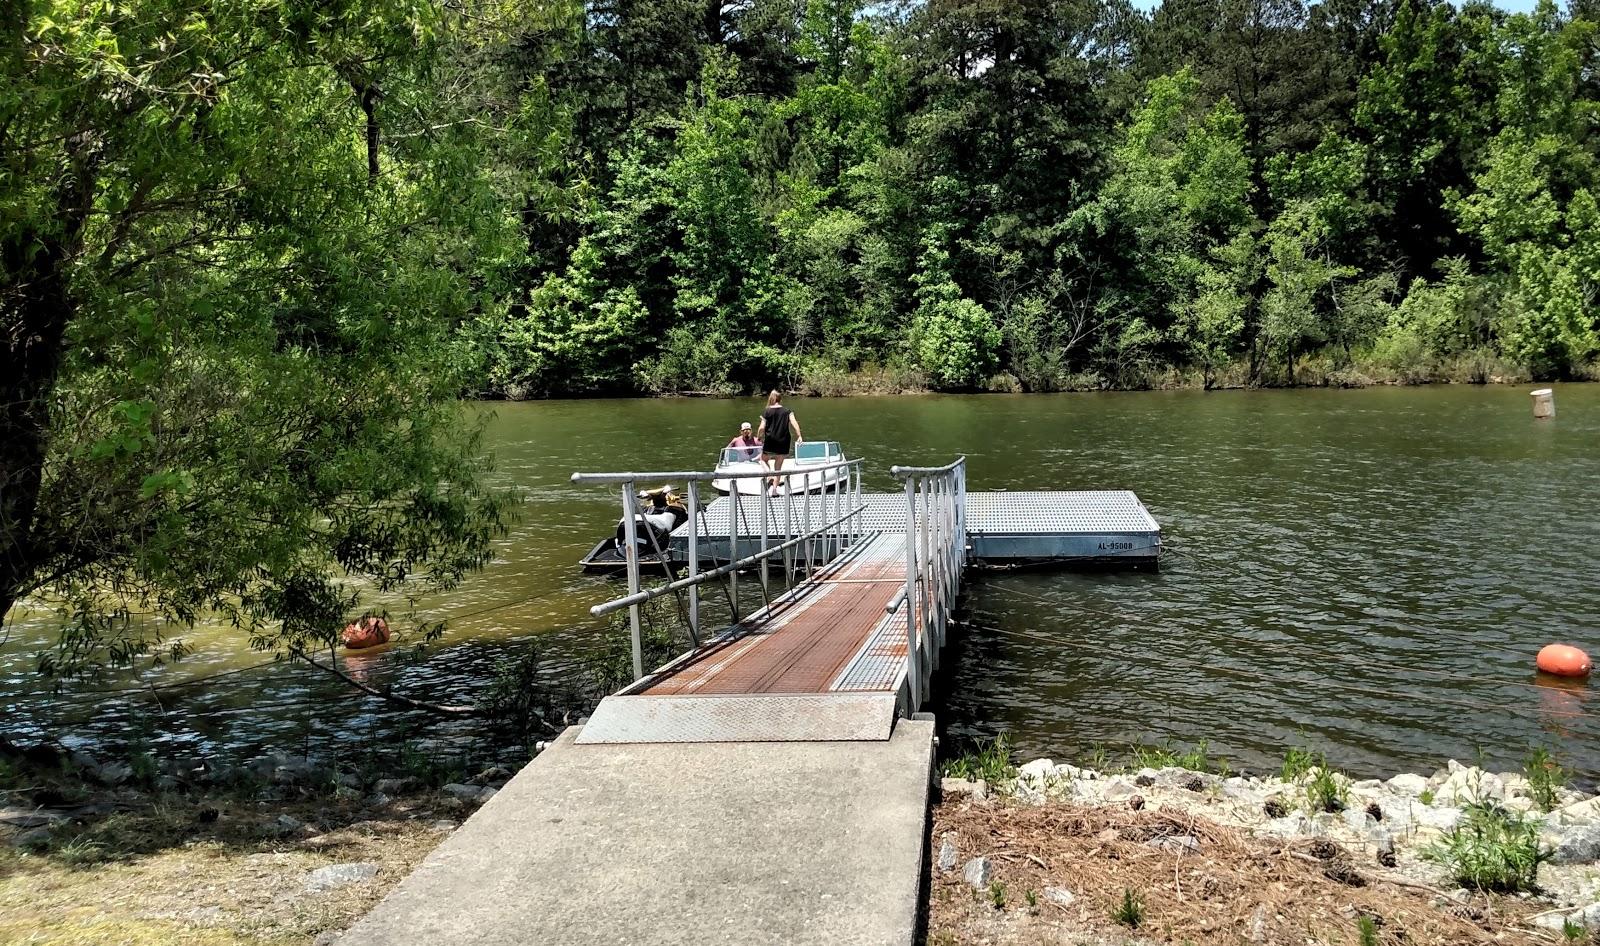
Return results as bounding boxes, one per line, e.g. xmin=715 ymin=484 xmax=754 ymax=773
xmin=1023 ymin=888 xmax=1038 ymax=911
xmin=1564 ymin=918 xmax=1587 ymax=941
xmin=941 ymin=733 xmax=1017 ymax=784
xmin=988 ymin=880 xmax=1007 ymax=909
xmin=1303 ymin=764 xmax=1349 ymax=814
xmin=1281 ymin=745 xmax=1318 ymax=782
xmin=1424 ymin=802 xmax=1548 ymax=893
xmin=1127 ymin=739 xmax=1216 ymax=774
xmin=1525 ymin=746 xmax=1570 ymax=813
xmin=1358 ymin=914 xmax=1380 ymax=946
xmin=1113 ymin=887 xmax=1145 ymax=928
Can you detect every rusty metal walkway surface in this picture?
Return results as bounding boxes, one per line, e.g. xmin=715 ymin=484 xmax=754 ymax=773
xmin=577 ymin=532 xmax=919 ymax=744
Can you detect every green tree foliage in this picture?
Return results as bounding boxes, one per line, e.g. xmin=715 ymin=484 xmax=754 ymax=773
xmin=1 ymin=0 xmax=519 ymax=673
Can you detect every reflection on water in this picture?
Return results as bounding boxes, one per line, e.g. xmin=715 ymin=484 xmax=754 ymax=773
xmin=4 ymin=385 xmax=1599 ymax=777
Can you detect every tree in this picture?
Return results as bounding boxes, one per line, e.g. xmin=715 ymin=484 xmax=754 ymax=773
xmin=1 ymin=1 xmax=518 ymax=674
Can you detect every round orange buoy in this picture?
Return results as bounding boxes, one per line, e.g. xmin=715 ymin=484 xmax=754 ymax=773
xmin=340 ymin=616 xmax=390 ymax=650
xmin=1537 ymin=643 xmax=1591 ymax=677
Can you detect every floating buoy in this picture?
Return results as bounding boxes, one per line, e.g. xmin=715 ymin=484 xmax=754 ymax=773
xmin=340 ymin=616 xmax=390 ymax=650
xmin=1536 ymin=643 xmax=1590 ymax=677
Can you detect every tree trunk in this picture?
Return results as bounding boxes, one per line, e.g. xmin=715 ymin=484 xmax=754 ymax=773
xmin=1 ymin=231 xmax=79 ymax=627
xmin=0 ymin=148 xmax=93 ymax=628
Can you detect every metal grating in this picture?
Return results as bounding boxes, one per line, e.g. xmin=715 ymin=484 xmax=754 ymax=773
xmin=673 ymin=490 xmax=1160 ymax=556
xmin=575 ymin=692 xmax=898 ymax=744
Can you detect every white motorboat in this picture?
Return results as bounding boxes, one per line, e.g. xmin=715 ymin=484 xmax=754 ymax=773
xmin=712 ymin=441 xmax=850 ymax=495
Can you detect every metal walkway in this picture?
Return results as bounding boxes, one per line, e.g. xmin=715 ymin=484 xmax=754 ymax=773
xmin=569 ymin=456 xmax=1139 ymax=744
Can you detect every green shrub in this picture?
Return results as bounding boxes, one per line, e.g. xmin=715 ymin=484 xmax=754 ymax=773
xmin=1424 ymin=803 xmax=1547 ymax=892
xmin=1129 ymin=739 xmax=1215 ymax=774
xmin=1303 ymin=764 xmax=1349 ymax=814
xmin=1524 ymin=746 xmax=1569 ymax=813
xmin=941 ymin=733 xmax=1017 ymax=784
xmin=1281 ymin=745 xmax=1317 ymax=782
xmin=1113 ymin=888 xmax=1144 ymax=928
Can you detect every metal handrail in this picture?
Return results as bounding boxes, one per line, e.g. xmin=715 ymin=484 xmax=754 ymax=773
xmin=590 ymin=504 xmax=865 ymax=617
xmin=889 ymin=457 xmax=966 ymax=477
xmin=894 ymin=456 xmax=967 ymax=712
xmin=572 ymin=456 xmax=863 ymax=485
xmin=571 ymin=455 xmax=868 ymax=681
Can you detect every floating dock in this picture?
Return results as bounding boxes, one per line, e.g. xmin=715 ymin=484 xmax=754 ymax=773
xmin=671 ymin=489 xmax=1161 ymax=567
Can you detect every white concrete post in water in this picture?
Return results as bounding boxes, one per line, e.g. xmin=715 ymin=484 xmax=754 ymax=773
xmin=1532 ymin=387 xmax=1555 ymax=419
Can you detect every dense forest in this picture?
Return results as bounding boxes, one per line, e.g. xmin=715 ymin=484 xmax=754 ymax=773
xmin=464 ymin=0 xmax=1600 ymax=395
xmin=4 ymin=0 xmax=1600 ymax=669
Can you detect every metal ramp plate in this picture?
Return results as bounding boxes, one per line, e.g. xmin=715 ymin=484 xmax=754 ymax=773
xmin=575 ymin=693 xmax=898 ymax=744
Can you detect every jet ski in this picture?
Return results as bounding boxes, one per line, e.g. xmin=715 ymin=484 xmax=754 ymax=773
xmin=579 ymin=485 xmax=689 ymax=575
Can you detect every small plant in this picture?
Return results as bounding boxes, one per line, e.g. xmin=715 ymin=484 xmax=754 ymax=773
xmin=1281 ymin=745 xmax=1317 ymax=782
xmin=1085 ymin=745 xmax=1111 ymax=775
xmin=988 ymin=880 xmax=1007 ymax=909
xmin=55 ymin=836 xmax=109 ymax=867
xmin=1024 ymin=888 xmax=1038 ymax=911
xmin=1424 ymin=802 xmax=1548 ymax=892
xmin=941 ymin=733 xmax=1017 ymax=784
xmin=1113 ymin=887 xmax=1145 ymax=928
xmin=1304 ymin=764 xmax=1349 ymax=814
xmin=1524 ymin=746 xmax=1569 ymax=813
xmin=1357 ymin=914 xmax=1379 ymax=946
xmin=1419 ymin=789 xmax=1435 ymax=805
xmin=1562 ymin=917 xmax=1585 ymax=942
xmin=1129 ymin=739 xmax=1213 ymax=774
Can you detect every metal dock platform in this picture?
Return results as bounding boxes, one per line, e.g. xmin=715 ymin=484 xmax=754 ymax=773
xmin=672 ymin=489 xmax=1161 ymax=566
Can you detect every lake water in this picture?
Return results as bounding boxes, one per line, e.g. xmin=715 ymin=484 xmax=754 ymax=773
xmin=4 ymin=385 xmax=1599 ymax=779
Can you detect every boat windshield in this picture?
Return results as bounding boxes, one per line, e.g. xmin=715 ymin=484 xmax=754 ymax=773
xmin=720 ymin=446 xmax=762 ymax=465
xmin=794 ymin=441 xmax=842 ymax=461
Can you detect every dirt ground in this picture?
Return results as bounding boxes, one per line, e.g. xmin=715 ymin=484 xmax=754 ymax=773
xmin=926 ymin=798 xmax=1562 ymax=946
xmin=0 ymin=790 xmax=459 ymax=945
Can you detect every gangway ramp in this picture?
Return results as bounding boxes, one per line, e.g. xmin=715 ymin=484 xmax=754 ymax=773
xmin=578 ymin=531 xmax=915 ymax=743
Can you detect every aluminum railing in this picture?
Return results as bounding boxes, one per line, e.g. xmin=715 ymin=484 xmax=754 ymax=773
xmin=888 ymin=457 xmax=967 ymax=712
xmin=571 ymin=457 xmax=867 ymax=681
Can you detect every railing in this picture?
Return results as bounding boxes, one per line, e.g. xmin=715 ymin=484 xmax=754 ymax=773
xmin=888 ymin=458 xmax=967 ymax=712
xmin=571 ymin=457 xmax=868 ymax=681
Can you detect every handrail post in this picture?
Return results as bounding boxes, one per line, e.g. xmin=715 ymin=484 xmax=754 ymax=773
xmin=784 ymin=486 xmax=794 ymax=584
xmin=620 ymin=483 xmax=645 ymax=681
xmin=686 ymin=479 xmax=701 ymax=646
xmin=801 ymin=481 xmax=812 ymax=576
xmin=728 ymin=494 xmax=740 ymax=622
xmin=759 ymin=488 xmax=769 ymax=595
xmin=903 ymin=476 xmax=921 ymax=711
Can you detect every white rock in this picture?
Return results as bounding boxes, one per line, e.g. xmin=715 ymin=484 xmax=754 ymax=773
xmin=1018 ymin=759 xmax=1055 ymax=782
xmin=962 ymin=857 xmax=991 ymax=888
xmin=1535 ymin=902 xmax=1600 ymax=931
xmin=937 ymin=834 xmax=958 ymax=872
xmin=1043 ymin=886 xmax=1076 ymax=907
xmin=1053 ymin=763 xmax=1088 ymax=780
xmin=1386 ymin=773 xmax=1428 ymax=796
xmin=305 ymin=863 xmax=379 ymax=893
xmin=1101 ymin=777 xmax=1137 ymax=800
xmin=1555 ymin=796 xmax=1600 ymax=825
xmin=1435 ymin=769 xmax=1504 ymax=806
xmin=1260 ymin=811 xmax=1315 ymax=838
xmin=1352 ymin=779 xmax=1383 ymax=791
xmin=477 ymin=787 xmax=498 ymax=804
xmin=1414 ymin=805 xmax=1463 ymax=832
xmin=442 ymin=783 xmax=483 ymax=802
xmin=940 ymin=777 xmax=989 ymax=801
xmin=1547 ymin=823 xmax=1600 ymax=865
xmin=1342 ymin=807 xmax=1375 ymax=833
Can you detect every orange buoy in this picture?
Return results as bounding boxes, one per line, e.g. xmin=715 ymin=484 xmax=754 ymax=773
xmin=1537 ymin=643 xmax=1591 ymax=677
xmin=340 ymin=616 xmax=390 ymax=650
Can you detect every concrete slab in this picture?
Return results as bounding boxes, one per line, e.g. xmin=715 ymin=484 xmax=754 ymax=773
xmin=576 ymin=693 xmax=898 ymax=744
xmin=340 ymin=718 xmax=936 ymax=946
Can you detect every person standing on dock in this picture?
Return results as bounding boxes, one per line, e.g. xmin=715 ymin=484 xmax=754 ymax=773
xmin=756 ymin=391 xmax=801 ymax=495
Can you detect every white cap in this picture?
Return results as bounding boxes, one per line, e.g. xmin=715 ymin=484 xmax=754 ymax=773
xmin=741 ymin=422 xmax=752 ymax=429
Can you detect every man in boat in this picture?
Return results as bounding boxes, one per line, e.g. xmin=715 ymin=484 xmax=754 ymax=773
xmin=726 ymin=421 xmax=762 ymax=461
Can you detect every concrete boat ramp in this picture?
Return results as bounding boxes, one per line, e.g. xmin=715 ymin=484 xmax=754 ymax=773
xmin=341 ymin=719 xmax=935 ymax=946
xmin=342 ymin=458 xmax=1159 ymax=945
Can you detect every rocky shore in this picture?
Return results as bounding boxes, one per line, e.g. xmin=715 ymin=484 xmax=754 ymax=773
xmin=942 ymin=756 xmax=1600 ymax=935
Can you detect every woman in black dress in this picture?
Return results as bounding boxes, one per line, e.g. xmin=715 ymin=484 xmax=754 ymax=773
xmin=755 ymin=390 xmax=802 ymax=494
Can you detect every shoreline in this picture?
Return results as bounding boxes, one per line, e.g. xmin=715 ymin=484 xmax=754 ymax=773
xmin=933 ymin=753 xmax=1600 ymax=943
